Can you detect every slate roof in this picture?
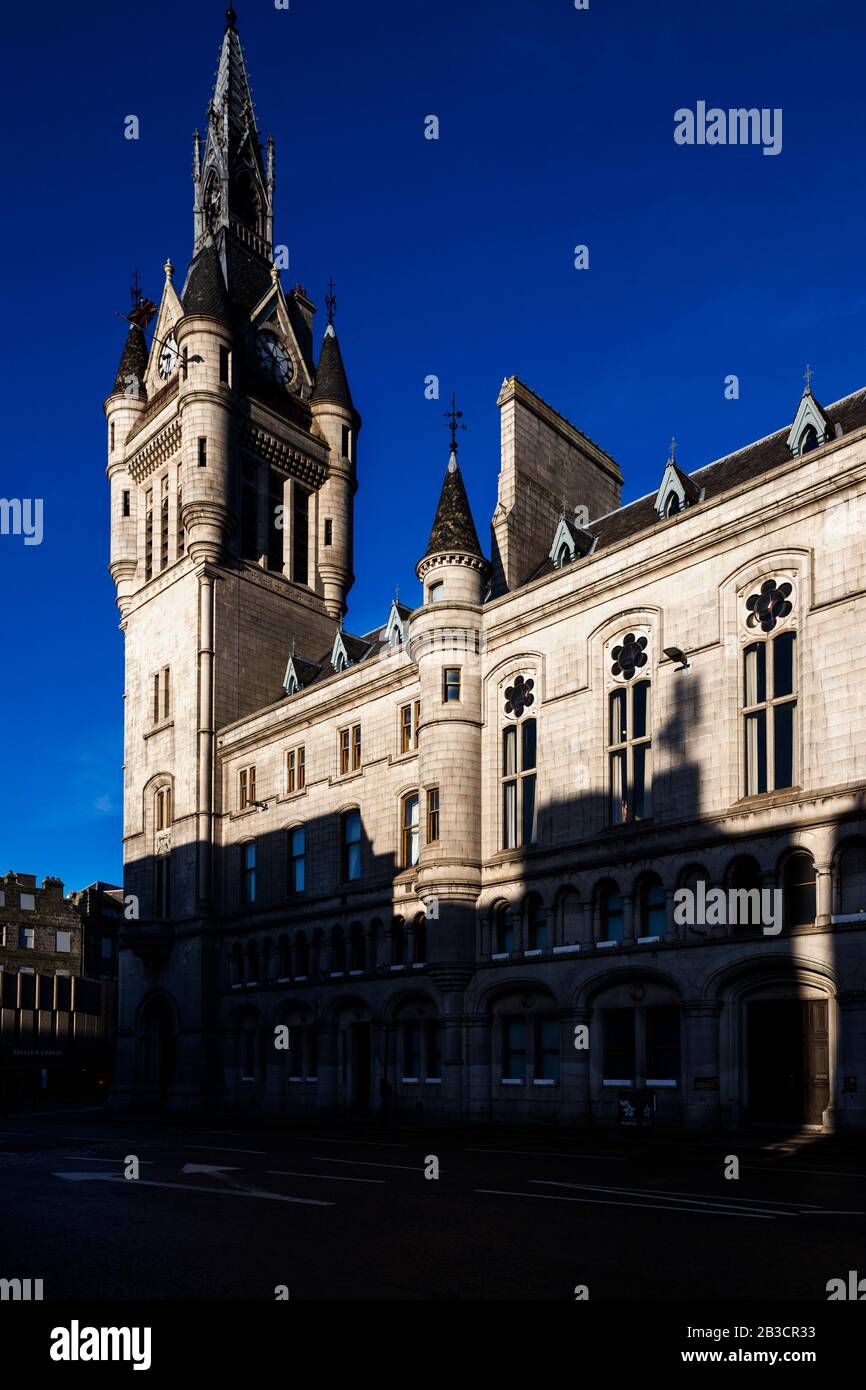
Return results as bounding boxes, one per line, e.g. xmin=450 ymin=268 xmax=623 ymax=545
xmin=282 ymin=604 xmax=415 ymax=699
xmin=112 ymin=325 xmax=149 ymax=397
xmin=423 ymin=455 xmax=485 ymax=561
xmin=528 ymin=386 xmax=866 ymax=583
xmin=184 ymin=244 xmax=232 ymax=322
xmin=312 ymin=326 xmax=354 ymax=411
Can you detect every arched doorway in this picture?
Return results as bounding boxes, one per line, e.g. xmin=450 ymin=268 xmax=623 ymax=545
xmin=137 ymin=994 xmax=177 ymax=1103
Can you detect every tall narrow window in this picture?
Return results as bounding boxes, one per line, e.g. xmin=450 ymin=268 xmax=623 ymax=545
xmin=607 ymin=679 xmax=652 ymax=824
xmin=160 ymin=474 xmax=169 ymax=570
xmin=403 ymin=1021 xmax=422 ymax=1079
xmin=155 ymin=785 xmax=172 ymax=831
xmin=239 ymin=766 xmax=256 ymax=810
xmin=527 ymin=897 xmax=548 ymax=951
xmin=289 ymin=827 xmax=305 ymax=894
xmin=176 ymin=483 xmax=184 ymax=558
xmin=110 ymin=421 xmax=115 ymax=451
xmin=122 ymin=489 xmax=130 ymax=517
xmin=339 ymin=728 xmax=350 ymax=776
xmin=401 ymin=793 xmax=420 ymax=868
xmin=502 ymin=1017 xmax=527 ymax=1080
xmin=352 ymin=725 xmax=362 ymax=771
xmin=292 ymin=484 xmax=309 ymax=585
xmin=400 ymin=703 xmax=413 ymax=754
xmin=152 ymin=673 xmax=160 ymax=725
xmin=219 ymin=345 xmax=230 ymax=384
xmin=287 ymin=745 xmax=305 ymax=793
xmin=638 ymin=874 xmax=666 ymax=936
xmin=162 ymin=667 xmax=170 ymax=720
xmin=536 ymin=1017 xmax=560 ymax=1081
xmin=324 ymin=518 xmax=333 ymax=547
xmin=241 ymin=842 xmax=256 ymax=904
xmin=783 ymin=851 xmax=816 ymax=929
xmin=154 ymin=855 xmax=171 ymax=920
xmin=198 ymin=437 xmax=207 ymax=467
xmin=341 ymin=425 xmax=351 ymax=460
xmin=443 ymin=668 xmax=461 ymax=702
xmin=144 ymin=487 xmax=153 ymax=579
xmin=501 ymin=718 xmax=537 ymax=849
xmin=599 ymin=881 xmax=624 ymax=941
xmin=743 ymin=631 xmax=797 ymax=795
xmin=341 ymin=809 xmax=361 ymax=882
xmin=267 ymin=468 xmax=283 ymax=572
xmin=241 ymin=460 xmax=258 ymax=558
xmin=494 ymin=906 xmax=515 ymax=954
xmin=427 ymin=787 xmax=440 ymax=842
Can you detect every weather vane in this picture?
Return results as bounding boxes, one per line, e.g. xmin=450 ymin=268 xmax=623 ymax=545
xmin=325 ymin=277 xmax=336 ymax=326
xmin=444 ymin=393 xmax=467 ymax=453
xmin=669 ymin=435 xmax=677 ymax=464
xmin=804 ymin=362 xmax=813 ymax=392
xmin=124 ymin=270 xmax=157 ymax=329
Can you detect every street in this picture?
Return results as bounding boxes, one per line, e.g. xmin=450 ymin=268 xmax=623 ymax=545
xmin=1 ymin=1111 xmax=863 ymax=1301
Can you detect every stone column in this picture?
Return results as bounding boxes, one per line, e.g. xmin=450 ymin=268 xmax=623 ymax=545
xmin=682 ymin=1000 xmax=723 ymax=1128
xmin=815 ymin=863 xmax=832 ymax=928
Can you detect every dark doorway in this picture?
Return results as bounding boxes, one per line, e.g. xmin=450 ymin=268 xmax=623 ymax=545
xmin=747 ymin=999 xmax=829 ymax=1125
xmin=349 ymin=1022 xmax=371 ymax=1114
xmin=139 ymin=998 xmax=177 ymax=1103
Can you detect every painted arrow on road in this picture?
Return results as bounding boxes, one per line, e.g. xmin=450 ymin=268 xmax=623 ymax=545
xmin=53 ymin=1171 xmax=333 ymax=1206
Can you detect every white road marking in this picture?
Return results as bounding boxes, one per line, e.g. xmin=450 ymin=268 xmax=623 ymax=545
xmin=532 ymin=1180 xmax=788 ymax=1217
xmin=534 ymin=1179 xmax=824 ymax=1210
xmin=309 ymin=1156 xmax=421 ymax=1172
xmin=475 ymin=1188 xmax=774 ymax=1218
xmin=60 ymin=1156 xmax=156 ymax=1165
xmin=296 ymin=1136 xmax=409 ymax=1148
xmin=181 ymin=1163 xmax=241 ymax=1175
xmin=52 ymin=1171 xmax=333 ymax=1205
xmin=268 ymin=1169 xmax=386 ymax=1185
xmin=743 ymin=1164 xmax=866 ymax=1179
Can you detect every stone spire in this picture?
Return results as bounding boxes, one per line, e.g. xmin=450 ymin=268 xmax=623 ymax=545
xmin=422 ymin=449 xmax=485 ymax=562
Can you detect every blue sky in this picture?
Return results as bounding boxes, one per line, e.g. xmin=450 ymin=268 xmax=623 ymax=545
xmin=2 ymin=0 xmax=865 ymax=889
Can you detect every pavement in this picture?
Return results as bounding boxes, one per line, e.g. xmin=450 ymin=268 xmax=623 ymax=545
xmin=0 ymin=1109 xmax=863 ymax=1301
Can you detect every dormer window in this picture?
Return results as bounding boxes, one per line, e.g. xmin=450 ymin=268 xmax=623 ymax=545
xmin=654 ymin=458 xmax=701 ymax=520
xmin=665 ymin=495 xmax=680 ymax=518
xmin=800 ymin=425 xmax=818 ymax=455
xmin=331 ymin=629 xmax=350 ymax=674
xmin=787 ymin=387 xmax=831 ymax=458
xmin=549 ymin=514 xmax=595 ymax=569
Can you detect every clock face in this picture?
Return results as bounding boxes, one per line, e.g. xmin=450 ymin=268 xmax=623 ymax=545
xmin=256 ymin=331 xmax=294 ymax=385
xmin=158 ymin=332 xmax=178 ymax=381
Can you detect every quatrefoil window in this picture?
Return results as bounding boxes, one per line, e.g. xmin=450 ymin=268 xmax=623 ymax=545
xmin=611 ymin=633 xmax=648 ymax=681
xmin=504 ymin=675 xmax=535 ymax=717
xmin=745 ymin=579 xmax=793 ymax=634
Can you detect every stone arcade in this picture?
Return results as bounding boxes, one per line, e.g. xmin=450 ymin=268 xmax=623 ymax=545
xmin=108 ymin=11 xmax=866 ymax=1130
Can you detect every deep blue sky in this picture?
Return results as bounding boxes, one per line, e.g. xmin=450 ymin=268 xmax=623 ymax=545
xmin=2 ymin=0 xmax=865 ymax=890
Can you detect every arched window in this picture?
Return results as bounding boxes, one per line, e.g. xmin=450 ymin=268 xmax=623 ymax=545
xmin=261 ymin=937 xmax=273 ymax=981
xmin=331 ymin=925 xmax=346 ymax=973
xmin=289 ymin=826 xmax=305 ymax=893
xmin=295 ymin=931 xmax=310 ymax=978
xmin=413 ymin=913 xmax=427 ymax=964
xmin=232 ymin=169 xmax=261 ymax=232
xmin=599 ymin=881 xmax=624 ymax=942
xmin=665 ymin=493 xmax=680 ymax=517
xmin=607 ymin=675 xmax=652 ymax=824
xmin=783 ymin=852 xmax=816 ymax=929
xmin=800 ymin=425 xmax=819 ymax=455
xmin=401 ymin=793 xmax=420 ymax=868
xmin=501 ymin=718 xmax=537 ymax=848
xmin=154 ymin=784 xmax=172 ymax=831
xmin=312 ymin=928 xmax=326 ymax=978
xmin=839 ymin=844 xmax=866 ymax=916
xmin=349 ymin=922 xmax=366 ymax=972
xmin=278 ymin=934 xmax=291 ymax=979
xmin=494 ymin=905 xmax=515 ymax=955
xmin=555 ymin=541 xmax=571 ymax=569
xmin=638 ymin=874 xmax=666 ymax=937
xmin=743 ymin=624 xmax=797 ymax=795
xmin=246 ymin=940 xmax=259 ymax=984
xmin=726 ymin=857 xmax=762 ymax=934
xmin=391 ymin=916 xmax=406 ymax=967
xmin=341 ymin=810 xmax=361 ymax=882
xmin=526 ymin=897 xmax=548 ymax=951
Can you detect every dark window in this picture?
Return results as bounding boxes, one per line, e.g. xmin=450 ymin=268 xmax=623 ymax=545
xmin=413 ymin=915 xmax=427 ymax=963
xmin=424 ymin=1020 xmax=441 ymax=1079
xmin=600 ymin=882 xmax=624 ymax=941
xmin=292 ymin=485 xmax=309 ymax=585
xmin=839 ymin=844 xmax=866 ymax=916
xmin=350 ymin=922 xmax=366 ymax=971
xmin=198 ymin=437 xmax=207 ymax=468
xmin=241 ymin=842 xmax=256 ymax=905
xmin=744 ymin=632 xmax=796 ymax=795
xmin=427 ymin=787 xmax=440 ymax=842
xmin=603 ymin=1008 xmax=635 ymax=1081
xmin=401 ymin=793 xmax=420 ymax=868
xmin=341 ymin=809 xmax=361 ymax=882
xmin=607 ymin=678 xmax=652 ymax=824
xmin=219 ymin=345 xmax=230 ymax=383
xmin=443 ymin=668 xmax=461 ymax=702
xmin=154 ymin=855 xmax=171 ymax=920
xmin=122 ymin=489 xmax=130 ymax=517
xmin=403 ymin=1021 xmax=422 ymax=1079
xmin=241 ymin=460 xmax=258 ymax=558
xmin=638 ymin=875 xmax=666 ymax=937
xmin=290 ymin=827 xmax=305 ymax=894
xmin=494 ymin=906 xmax=515 ymax=954
xmin=332 ymin=926 xmax=346 ymax=972
xmin=783 ymin=852 xmax=816 ymax=929
xmin=527 ymin=898 xmax=548 ymax=951
xmin=536 ymin=1017 xmax=560 ymax=1081
xmin=324 ymin=518 xmax=333 ymax=547
xmin=801 ymin=425 xmax=819 ymax=454
xmin=341 ymin=425 xmax=351 ymax=459
xmin=501 ymin=718 xmax=537 ymax=849
xmin=645 ymin=1005 xmax=680 ymax=1081
xmin=267 ymin=468 xmax=283 ymax=572
xmin=502 ymin=1016 xmax=527 ymax=1080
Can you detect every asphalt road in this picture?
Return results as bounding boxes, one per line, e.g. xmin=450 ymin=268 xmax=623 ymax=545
xmin=1 ymin=1111 xmax=863 ymax=1301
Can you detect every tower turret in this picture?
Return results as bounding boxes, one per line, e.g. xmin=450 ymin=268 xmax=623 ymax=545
xmin=105 ymin=308 xmax=149 ymax=617
xmin=310 ymin=286 xmax=359 ymax=619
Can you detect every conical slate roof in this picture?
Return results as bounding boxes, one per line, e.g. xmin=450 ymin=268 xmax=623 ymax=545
xmin=184 ymin=243 xmax=232 ymax=322
xmin=312 ymin=325 xmax=354 ymax=410
xmin=423 ymin=452 xmax=484 ymax=559
xmin=112 ymin=325 xmax=149 ymax=397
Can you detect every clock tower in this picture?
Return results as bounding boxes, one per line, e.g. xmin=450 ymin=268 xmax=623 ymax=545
xmin=106 ymin=7 xmax=359 ymax=1106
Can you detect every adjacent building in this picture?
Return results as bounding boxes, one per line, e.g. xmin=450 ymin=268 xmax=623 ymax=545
xmin=108 ymin=12 xmax=866 ymax=1129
